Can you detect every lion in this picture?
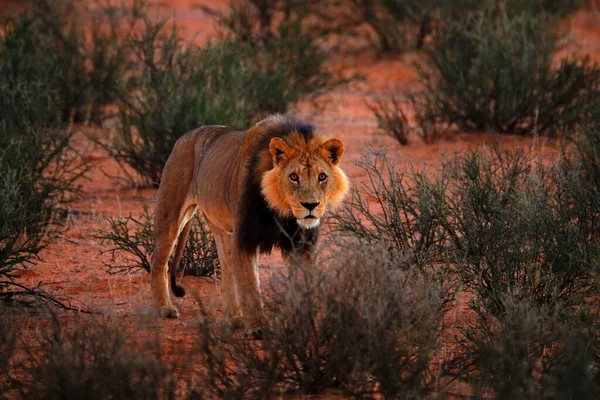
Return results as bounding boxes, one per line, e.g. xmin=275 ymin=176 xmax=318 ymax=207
xmin=150 ymin=114 xmax=349 ymax=335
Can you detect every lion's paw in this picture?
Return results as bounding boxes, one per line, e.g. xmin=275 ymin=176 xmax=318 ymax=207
xmin=158 ymin=305 xmax=180 ymax=319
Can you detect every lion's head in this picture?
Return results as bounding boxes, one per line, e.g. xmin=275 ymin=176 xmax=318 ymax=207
xmin=261 ymin=131 xmax=349 ymax=229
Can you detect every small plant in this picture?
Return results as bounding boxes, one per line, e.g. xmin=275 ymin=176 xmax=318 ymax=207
xmin=98 ymin=205 xmax=219 ymax=278
xmin=369 ymin=97 xmax=410 ymax=145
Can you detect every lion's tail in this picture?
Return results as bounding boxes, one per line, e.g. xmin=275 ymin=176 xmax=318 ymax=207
xmin=169 ymin=219 xmax=192 ymax=298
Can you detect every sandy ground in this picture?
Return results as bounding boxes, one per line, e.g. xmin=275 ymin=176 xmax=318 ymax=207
xmin=7 ymin=0 xmax=600 ymax=395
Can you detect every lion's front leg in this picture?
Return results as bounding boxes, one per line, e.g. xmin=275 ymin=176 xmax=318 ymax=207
xmin=210 ymin=229 xmax=242 ymax=318
xmin=231 ymin=247 xmax=267 ymax=336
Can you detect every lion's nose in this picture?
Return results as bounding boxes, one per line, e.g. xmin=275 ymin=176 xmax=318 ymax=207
xmin=301 ymin=202 xmax=319 ymax=211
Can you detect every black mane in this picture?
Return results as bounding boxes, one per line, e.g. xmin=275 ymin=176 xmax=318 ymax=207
xmin=236 ymin=117 xmax=320 ymax=255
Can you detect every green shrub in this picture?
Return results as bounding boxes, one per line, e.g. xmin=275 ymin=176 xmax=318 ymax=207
xmin=461 ymin=295 xmax=600 ymax=399
xmin=332 ymin=144 xmax=600 ymax=397
xmin=0 ymin=80 xmax=83 ymax=207
xmin=0 ymin=171 xmax=48 ymax=287
xmin=0 ymin=1 xmax=125 ymax=287
xmin=277 ymin=0 xmax=582 ymax=54
xmin=561 ymin=96 xmax=600 ymax=240
xmin=0 ymin=35 xmax=87 ymax=293
xmin=330 ymin=147 xmax=453 ymax=268
xmin=197 ymin=244 xmax=451 ymax=398
xmin=106 ymin=21 xmax=259 ymax=186
xmin=403 ymin=10 xmax=599 ymax=138
xmin=107 ymin=5 xmax=350 ymax=186
xmin=0 ymin=0 xmax=137 ymax=124
xmin=333 ymin=144 xmax=600 ymax=315
xmin=365 ymin=0 xmax=581 ymax=52
xmin=449 ymin=149 xmax=600 ymax=316
xmin=98 ymin=205 xmax=219 ymax=278
xmin=21 ymin=313 xmax=175 ymax=400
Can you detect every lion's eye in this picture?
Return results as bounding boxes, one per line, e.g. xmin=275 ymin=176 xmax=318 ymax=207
xmin=289 ymin=173 xmax=299 ymax=183
xmin=318 ymin=173 xmax=327 ymax=182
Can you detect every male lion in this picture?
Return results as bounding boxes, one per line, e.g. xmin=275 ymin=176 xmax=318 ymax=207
xmin=150 ymin=114 xmax=349 ymax=334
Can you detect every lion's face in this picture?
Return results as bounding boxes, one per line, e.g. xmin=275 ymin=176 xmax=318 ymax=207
xmin=261 ymin=132 xmax=349 ymax=229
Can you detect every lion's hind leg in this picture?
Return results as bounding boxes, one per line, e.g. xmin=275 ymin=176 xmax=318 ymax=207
xmin=151 ymin=196 xmax=197 ymax=318
xmin=149 ymin=132 xmax=199 ymax=318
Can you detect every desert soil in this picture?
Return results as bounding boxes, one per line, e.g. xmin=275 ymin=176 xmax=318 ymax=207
xmin=9 ymin=0 xmax=600 ymax=394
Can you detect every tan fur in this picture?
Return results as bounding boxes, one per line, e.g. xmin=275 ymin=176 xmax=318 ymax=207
xmin=150 ymin=115 xmax=349 ymax=332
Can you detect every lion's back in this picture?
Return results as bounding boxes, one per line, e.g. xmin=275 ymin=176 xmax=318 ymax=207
xmin=185 ymin=126 xmax=247 ymax=230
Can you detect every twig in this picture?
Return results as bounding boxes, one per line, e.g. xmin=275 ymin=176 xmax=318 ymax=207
xmin=0 ymin=281 xmax=102 ymax=314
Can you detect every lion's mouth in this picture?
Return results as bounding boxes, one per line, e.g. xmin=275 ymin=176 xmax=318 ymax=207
xmin=297 ymin=215 xmax=320 ymax=229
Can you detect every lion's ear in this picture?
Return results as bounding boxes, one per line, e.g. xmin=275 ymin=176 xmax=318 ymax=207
xmin=269 ymin=137 xmax=291 ymax=165
xmin=321 ymin=139 xmax=344 ymax=166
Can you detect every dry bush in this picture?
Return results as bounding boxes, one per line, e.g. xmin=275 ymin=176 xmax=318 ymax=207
xmin=371 ymin=96 xmax=453 ymax=144
xmin=330 ymin=147 xmax=453 ymax=268
xmin=448 ymin=148 xmax=600 ymax=317
xmin=196 ymin=243 xmax=452 ymax=398
xmin=97 ymin=205 xmax=219 ymax=278
xmin=0 ymin=309 xmax=177 ymax=400
xmin=458 ymin=295 xmax=600 ymax=399
xmin=0 ymin=242 xmax=453 ymax=398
